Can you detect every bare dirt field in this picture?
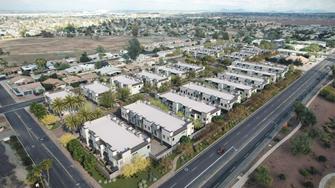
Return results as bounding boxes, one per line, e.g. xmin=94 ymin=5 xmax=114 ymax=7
xmin=0 ymin=36 xmax=175 ymax=65
xmin=246 ymin=96 xmax=335 ymax=188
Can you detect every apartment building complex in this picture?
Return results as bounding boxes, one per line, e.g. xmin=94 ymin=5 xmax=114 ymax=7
xmin=111 ymin=75 xmax=143 ymax=95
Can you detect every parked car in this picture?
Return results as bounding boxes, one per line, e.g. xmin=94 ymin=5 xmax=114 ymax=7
xmin=217 ymin=147 xmax=225 ymax=155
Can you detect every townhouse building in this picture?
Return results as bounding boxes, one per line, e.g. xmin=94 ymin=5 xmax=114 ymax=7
xmin=157 ymin=92 xmax=221 ymax=124
xmin=179 ymin=83 xmax=240 ymax=111
xmin=227 ymin=65 xmax=277 ymax=82
xmin=232 ymin=61 xmax=289 ymax=79
xmin=154 ymin=66 xmax=188 ymax=78
xmin=205 ymin=77 xmax=257 ymax=99
xmin=81 ymin=115 xmax=150 ymax=176
xmin=80 ymin=82 xmax=110 ymax=103
xmin=121 ymin=101 xmax=193 ymax=146
xmin=136 ymin=71 xmax=170 ymax=88
xmin=111 ymin=75 xmax=143 ymax=95
xmin=218 ymin=72 xmax=268 ymax=90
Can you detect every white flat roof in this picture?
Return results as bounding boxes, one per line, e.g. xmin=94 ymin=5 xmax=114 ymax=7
xmin=234 ymin=61 xmax=286 ymax=71
xmin=206 ymin=78 xmax=253 ymax=90
xmin=45 ymin=90 xmax=73 ymax=101
xmin=160 ymin=92 xmax=218 ymax=113
xmin=84 ymin=115 xmax=146 ymax=153
xmin=229 ymin=66 xmax=276 ymax=76
xmin=181 ymin=83 xmax=235 ymax=101
xmin=113 ymin=75 xmax=142 ymax=85
xmin=124 ymin=102 xmax=187 ymax=132
xmin=138 ymin=71 xmax=167 ymax=81
xmin=176 ymin=62 xmax=203 ymax=70
xmin=82 ymin=82 xmax=110 ymax=94
xmin=96 ymin=66 xmax=121 ymax=75
xmin=157 ymin=66 xmax=187 ymax=74
xmin=222 ymin=72 xmax=265 ymax=82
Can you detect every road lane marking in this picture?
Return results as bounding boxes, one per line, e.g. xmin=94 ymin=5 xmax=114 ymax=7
xmin=185 ymin=147 xmax=235 ymax=188
xmin=191 ymin=165 xmax=198 ymax=171
xmin=209 ymin=153 xmax=215 ymax=158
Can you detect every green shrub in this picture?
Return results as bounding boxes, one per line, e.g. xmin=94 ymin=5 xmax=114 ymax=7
xmin=30 ymin=102 xmax=47 ymax=119
xmin=318 ymin=155 xmax=327 ymax=162
xmin=299 ymin=169 xmax=310 ymax=177
xmin=319 ymin=86 xmax=335 ymax=102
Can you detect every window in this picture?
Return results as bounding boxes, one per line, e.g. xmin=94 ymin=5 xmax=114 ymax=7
xmin=147 ymin=145 xmax=150 ymax=149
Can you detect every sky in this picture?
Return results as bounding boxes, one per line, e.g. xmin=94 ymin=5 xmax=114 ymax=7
xmin=0 ymin=0 xmax=334 ymax=12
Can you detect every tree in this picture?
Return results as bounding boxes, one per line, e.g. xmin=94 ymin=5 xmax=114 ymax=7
xmin=51 ymin=98 xmax=65 ymax=117
xmin=253 ymin=166 xmax=273 ymax=187
xmin=96 ymin=46 xmax=105 ymax=54
xmin=171 ymin=76 xmax=182 ymax=87
xmin=193 ymin=118 xmax=203 ymax=130
xmin=39 ymin=159 xmax=53 ymax=186
xmin=260 ymin=40 xmax=275 ymax=50
xmin=26 ymin=159 xmax=53 ymax=187
xmin=80 ymin=52 xmax=91 ymax=62
xmin=294 ymin=101 xmax=317 ymax=127
xmin=30 ymin=103 xmax=47 ymax=119
xmin=291 ymin=133 xmax=312 ymax=155
xmin=99 ymin=91 xmax=115 ymax=108
xmin=117 ymin=87 xmax=131 ymax=102
xmin=0 ymin=58 xmax=8 ymax=68
xmin=35 ymin=58 xmax=47 ymax=71
xmin=131 ymin=23 xmax=139 ymax=37
xmin=121 ymin=156 xmax=150 ymax=177
xmin=127 ymin=38 xmax=142 ymax=60
xmin=64 ymin=115 xmax=81 ymax=132
xmin=221 ymin=31 xmax=229 ymax=40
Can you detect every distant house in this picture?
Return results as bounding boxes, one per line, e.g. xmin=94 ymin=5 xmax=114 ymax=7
xmin=79 ymin=72 xmax=98 ymax=84
xmin=8 ymin=75 xmax=34 ymax=86
xmin=42 ymin=78 xmax=66 ymax=90
xmin=62 ymin=75 xmax=84 ymax=86
xmin=111 ymin=75 xmax=143 ymax=95
xmin=95 ymin=65 xmax=121 ymax=77
xmin=11 ymin=82 xmax=45 ymax=96
xmin=2 ymin=67 xmax=21 ymax=77
xmin=136 ymin=71 xmax=170 ymax=88
xmin=44 ymin=90 xmax=74 ymax=115
xmin=155 ymin=65 xmax=188 ymax=78
xmin=80 ymin=82 xmax=110 ymax=103
xmin=21 ymin=64 xmax=37 ymax=72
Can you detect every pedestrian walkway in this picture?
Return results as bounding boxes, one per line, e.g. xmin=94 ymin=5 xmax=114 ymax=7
xmin=150 ymin=155 xmax=181 ymax=188
xmin=319 ymin=173 xmax=335 ymax=188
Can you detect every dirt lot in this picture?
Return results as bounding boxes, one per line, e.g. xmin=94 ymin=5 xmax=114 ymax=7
xmin=246 ymin=96 xmax=335 ymax=188
xmin=0 ymin=36 xmax=177 ymax=65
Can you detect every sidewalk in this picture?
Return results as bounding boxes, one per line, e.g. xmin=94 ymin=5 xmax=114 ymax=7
xmin=150 ymin=155 xmax=181 ymax=188
xmin=319 ymin=173 xmax=335 ymax=188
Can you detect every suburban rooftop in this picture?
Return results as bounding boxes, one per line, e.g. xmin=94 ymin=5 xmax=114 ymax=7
xmin=181 ymin=82 xmax=236 ymax=101
xmin=112 ymin=75 xmax=142 ymax=85
xmin=206 ymin=77 xmax=254 ymax=90
xmin=228 ymin=65 xmax=277 ymax=76
xmin=222 ymin=72 xmax=265 ymax=82
xmin=123 ymin=101 xmax=187 ymax=133
xmin=84 ymin=115 xmax=147 ymax=153
xmin=81 ymin=82 xmax=110 ymax=94
xmin=45 ymin=90 xmax=73 ymax=101
xmin=137 ymin=71 xmax=167 ymax=81
xmin=160 ymin=92 xmax=219 ymax=113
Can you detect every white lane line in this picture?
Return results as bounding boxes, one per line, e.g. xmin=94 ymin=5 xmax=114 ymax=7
xmin=185 ymin=147 xmax=235 ymax=188
xmin=170 ymin=183 xmax=177 ymax=188
xmin=191 ymin=165 xmax=198 ymax=172
xmin=209 ymin=153 xmax=215 ymax=158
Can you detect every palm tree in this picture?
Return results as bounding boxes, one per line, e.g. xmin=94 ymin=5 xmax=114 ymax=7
xmin=77 ymin=108 xmax=92 ymax=122
xmin=64 ymin=95 xmax=76 ymax=113
xmin=73 ymin=95 xmax=85 ymax=111
xmin=64 ymin=115 xmax=80 ymax=132
xmin=40 ymin=159 xmax=53 ymax=186
xmin=51 ymin=98 xmax=65 ymax=117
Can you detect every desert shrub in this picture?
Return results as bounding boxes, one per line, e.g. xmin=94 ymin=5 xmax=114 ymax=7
xmin=317 ymin=155 xmax=327 ymax=162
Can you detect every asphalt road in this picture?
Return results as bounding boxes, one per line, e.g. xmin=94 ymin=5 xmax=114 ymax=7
xmin=0 ymin=86 xmax=92 ymax=188
xmin=160 ymin=57 xmax=334 ymax=188
xmin=0 ymin=84 xmax=15 ymax=106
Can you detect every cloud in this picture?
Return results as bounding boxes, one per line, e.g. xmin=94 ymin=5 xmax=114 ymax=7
xmin=0 ymin=0 xmax=334 ymax=12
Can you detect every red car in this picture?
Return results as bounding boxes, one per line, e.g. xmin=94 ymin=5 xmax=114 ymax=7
xmin=217 ymin=147 xmax=225 ymax=155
